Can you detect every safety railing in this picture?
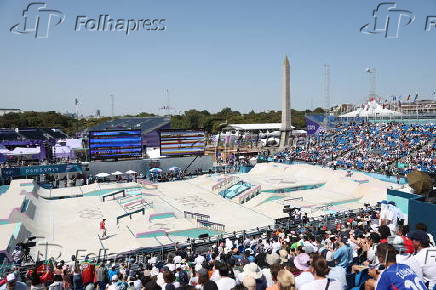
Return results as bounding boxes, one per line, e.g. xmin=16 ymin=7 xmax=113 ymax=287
xmin=116 ymin=208 xmax=145 ymax=224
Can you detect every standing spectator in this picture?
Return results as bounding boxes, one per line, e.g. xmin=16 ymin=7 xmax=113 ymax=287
xmin=0 ymin=273 xmax=27 ymax=290
xmin=30 ymin=267 xmax=45 ymax=290
xmin=332 ymin=235 xmax=352 ymax=269
xmin=95 ymin=262 xmax=108 ymax=290
xmin=409 ymin=230 xmax=436 ymax=289
xmin=72 ymin=262 xmax=83 ymax=290
xmin=375 ymin=243 xmax=427 ymax=290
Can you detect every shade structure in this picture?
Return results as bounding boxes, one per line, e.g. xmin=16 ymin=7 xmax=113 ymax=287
xmin=125 ymin=170 xmax=137 ymax=174
xmin=111 ymin=171 xmax=123 ymax=175
xmin=95 ymin=172 xmax=110 ymax=178
xmin=407 ymin=170 xmax=434 ymax=195
xmin=149 ymin=168 xmax=163 ymax=173
xmin=168 ymin=167 xmax=181 ymax=172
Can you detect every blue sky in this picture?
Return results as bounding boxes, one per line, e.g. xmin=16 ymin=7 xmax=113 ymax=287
xmin=0 ymin=0 xmax=435 ymax=116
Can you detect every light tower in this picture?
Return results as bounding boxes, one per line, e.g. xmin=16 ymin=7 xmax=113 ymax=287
xmin=323 ymin=64 xmax=331 ymax=113
xmin=110 ymin=94 xmax=115 ymax=117
xmin=366 ymin=67 xmax=377 ymax=101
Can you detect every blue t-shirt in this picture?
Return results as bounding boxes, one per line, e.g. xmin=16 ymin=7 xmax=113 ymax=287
xmin=333 ymin=245 xmax=352 ymax=268
xmin=376 ymin=263 xmax=427 ymax=290
xmin=107 ymin=269 xmax=119 ymax=281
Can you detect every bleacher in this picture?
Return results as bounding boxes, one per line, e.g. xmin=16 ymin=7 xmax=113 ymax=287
xmin=88 ymin=117 xmax=170 ymax=134
xmin=0 ymin=130 xmax=21 ymax=141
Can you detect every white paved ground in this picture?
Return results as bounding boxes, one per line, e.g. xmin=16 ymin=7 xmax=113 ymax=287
xmin=1 ymin=163 xmax=401 ymax=260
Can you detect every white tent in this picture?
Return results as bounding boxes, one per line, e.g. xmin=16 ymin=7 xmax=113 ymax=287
xmin=340 ymin=100 xmax=402 ymax=118
xmin=10 ymin=147 xmax=41 ymax=155
xmin=95 ymin=172 xmax=110 ymax=178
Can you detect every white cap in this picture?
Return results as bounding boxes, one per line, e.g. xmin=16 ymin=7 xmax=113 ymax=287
xmin=6 ymin=273 xmax=16 ymax=282
xmin=112 ymin=275 xmax=119 ymax=281
xmin=194 ymin=264 xmax=203 ymax=272
xmin=174 ymin=256 xmax=182 ymax=264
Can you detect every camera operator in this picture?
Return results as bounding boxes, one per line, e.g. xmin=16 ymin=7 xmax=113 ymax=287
xmin=11 ymin=244 xmax=23 ymax=266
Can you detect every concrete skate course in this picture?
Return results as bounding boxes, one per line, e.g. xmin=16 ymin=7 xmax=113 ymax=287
xmin=0 ymin=162 xmax=396 ymax=261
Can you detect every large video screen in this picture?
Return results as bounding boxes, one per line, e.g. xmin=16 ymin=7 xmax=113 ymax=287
xmin=160 ymin=130 xmax=205 ymax=156
xmin=89 ymin=130 xmax=142 ymax=160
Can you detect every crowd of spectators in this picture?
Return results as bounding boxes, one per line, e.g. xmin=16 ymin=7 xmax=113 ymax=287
xmin=275 ymin=122 xmax=436 ymax=175
xmin=1 ymin=203 xmax=435 ymax=290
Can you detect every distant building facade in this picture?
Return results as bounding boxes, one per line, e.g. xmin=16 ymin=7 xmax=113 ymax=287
xmin=0 ymin=109 xmax=21 ymax=116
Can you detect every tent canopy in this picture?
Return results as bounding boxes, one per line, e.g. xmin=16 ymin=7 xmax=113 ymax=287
xmin=340 ymin=100 xmax=402 ymax=118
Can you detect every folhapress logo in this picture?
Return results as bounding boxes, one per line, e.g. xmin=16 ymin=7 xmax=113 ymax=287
xmin=360 ymin=2 xmax=415 ymax=39
xmin=10 ymin=2 xmax=65 ymax=39
xmin=10 ymin=2 xmax=167 ymax=39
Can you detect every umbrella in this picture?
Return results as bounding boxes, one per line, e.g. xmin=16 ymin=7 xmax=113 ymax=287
xmin=95 ymin=172 xmax=110 ymax=178
xmin=407 ymin=170 xmax=433 ymax=195
xmin=125 ymin=170 xmax=137 ymax=174
xmin=168 ymin=167 xmax=181 ymax=172
xmin=111 ymin=171 xmax=123 ymax=175
xmin=149 ymin=168 xmax=162 ymax=173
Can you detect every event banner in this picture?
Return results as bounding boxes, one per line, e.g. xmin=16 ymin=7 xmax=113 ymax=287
xmin=305 ymin=117 xmax=322 ymax=135
xmin=1 ymin=164 xmax=82 ymax=178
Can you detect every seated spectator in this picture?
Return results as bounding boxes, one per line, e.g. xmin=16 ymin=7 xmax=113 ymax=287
xmin=276 ymin=270 xmax=295 ymax=290
xmin=215 ymin=264 xmax=236 ymax=290
xmin=300 ymin=255 xmax=342 ymax=290
xmin=293 ymin=254 xmax=314 ymax=289
xmin=197 ymin=268 xmax=218 ymax=290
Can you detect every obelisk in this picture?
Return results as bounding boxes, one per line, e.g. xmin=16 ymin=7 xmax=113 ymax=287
xmin=280 ymin=56 xmax=291 ymax=148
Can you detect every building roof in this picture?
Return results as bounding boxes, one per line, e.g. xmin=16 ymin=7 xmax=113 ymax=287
xmin=224 ymin=123 xmax=294 ymax=131
xmin=88 ymin=117 xmax=170 ymax=134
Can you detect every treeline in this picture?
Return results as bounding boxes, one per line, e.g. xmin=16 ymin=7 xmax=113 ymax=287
xmin=170 ymin=107 xmax=324 ymax=132
xmin=0 ymin=107 xmax=324 ymax=136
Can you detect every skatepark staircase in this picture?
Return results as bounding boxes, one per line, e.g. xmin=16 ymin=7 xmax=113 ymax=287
xmin=184 ymin=211 xmax=210 ymax=222
xmin=114 ymin=193 xmax=153 ymax=224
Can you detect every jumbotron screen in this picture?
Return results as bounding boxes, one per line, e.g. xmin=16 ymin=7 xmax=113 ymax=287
xmin=160 ymin=129 xmax=205 ymax=156
xmin=89 ymin=130 xmax=142 ymax=160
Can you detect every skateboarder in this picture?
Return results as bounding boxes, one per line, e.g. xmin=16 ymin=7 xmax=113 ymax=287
xmin=99 ymin=219 xmax=107 ymax=238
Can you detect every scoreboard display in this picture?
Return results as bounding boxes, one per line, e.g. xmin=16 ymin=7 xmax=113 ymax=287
xmin=89 ymin=130 xmax=142 ymax=160
xmin=160 ymin=129 xmax=205 ymax=157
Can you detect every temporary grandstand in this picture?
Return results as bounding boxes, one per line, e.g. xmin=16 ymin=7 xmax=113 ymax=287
xmin=87 ymin=117 xmax=170 ymax=148
xmin=0 ymin=128 xmax=70 ymax=161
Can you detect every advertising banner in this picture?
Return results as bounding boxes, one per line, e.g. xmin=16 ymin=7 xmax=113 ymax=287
xmin=1 ymin=164 xmax=82 ymax=178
